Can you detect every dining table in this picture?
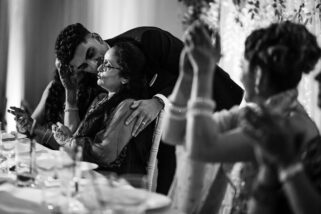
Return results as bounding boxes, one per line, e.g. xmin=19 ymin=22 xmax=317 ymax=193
xmin=0 ymin=136 xmax=184 ymax=214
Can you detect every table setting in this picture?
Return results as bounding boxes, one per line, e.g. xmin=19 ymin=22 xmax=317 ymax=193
xmin=0 ymin=131 xmax=175 ymax=214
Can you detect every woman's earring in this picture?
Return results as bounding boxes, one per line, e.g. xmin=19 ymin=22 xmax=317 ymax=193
xmin=121 ymin=79 xmax=128 ymax=85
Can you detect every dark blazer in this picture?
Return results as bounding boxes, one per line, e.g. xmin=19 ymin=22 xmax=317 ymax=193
xmin=107 ymin=26 xmax=243 ymax=111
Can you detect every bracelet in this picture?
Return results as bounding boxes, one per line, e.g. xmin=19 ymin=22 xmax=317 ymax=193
xmin=41 ymin=129 xmax=49 ymax=145
xmin=165 ymin=111 xmax=186 ymax=120
xmin=188 ymin=97 xmax=216 ymax=111
xmin=169 ymin=102 xmax=187 ymax=113
xmin=279 ymin=162 xmax=304 ymax=183
xmin=188 ymin=108 xmax=213 ymax=117
xmin=45 ymin=132 xmax=53 ymax=146
xmin=167 ymin=102 xmax=187 ymax=120
xmin=64 ymin=107 xmax=79 ymax=112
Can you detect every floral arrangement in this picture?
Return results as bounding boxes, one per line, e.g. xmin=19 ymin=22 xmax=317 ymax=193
xmin=178 ymin=0 xmax=221 ymax=32
xmin=179 ymin=0 xmax=321 ymax=32
xmin=232 ymin=0 xmax=321 ymax=29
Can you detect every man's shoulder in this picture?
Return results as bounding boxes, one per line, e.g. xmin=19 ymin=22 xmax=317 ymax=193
xmin=119 ymin=26 xmax=166 ymax=35
xmin=107 ymin=26 xmax=180 ymax=44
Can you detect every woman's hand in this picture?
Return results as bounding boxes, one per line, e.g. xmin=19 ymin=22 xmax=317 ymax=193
xmin=184 ymin=21 xmax=221 ymax=75
xmin=52 ymin=122 xmax=73 ymax=145
xmin=55 ymin=58 xmax=78 ymax=91
xmin=241 ymin=105 xmax=301 ymax=167
xmin=8 ymin=106 xmax=33 ymax=134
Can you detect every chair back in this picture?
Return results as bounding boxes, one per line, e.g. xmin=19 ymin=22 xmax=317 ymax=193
xmin=147 ymin=110 xmax=165 ymax=191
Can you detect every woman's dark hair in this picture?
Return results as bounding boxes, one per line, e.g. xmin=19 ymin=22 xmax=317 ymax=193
xmin=245 ymin=21 xmax=321 ymax=92
xmin=44 ymin=69 xmax=103 ymax=128
xmin=112 ymin=40 xmax=148 ymax=99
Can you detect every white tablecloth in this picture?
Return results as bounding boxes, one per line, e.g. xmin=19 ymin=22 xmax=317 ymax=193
xmin=0 ymin=139 xmax=181 ymax=214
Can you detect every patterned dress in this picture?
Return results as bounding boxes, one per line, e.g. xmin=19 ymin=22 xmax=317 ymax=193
xmin=72 ymin=90 xmax=154 ymax=175
xmin=227 ymin=136 xmax=321 ymax=214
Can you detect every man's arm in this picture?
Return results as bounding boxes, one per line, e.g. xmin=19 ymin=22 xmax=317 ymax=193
xmin=122 ymin=28 xmax=183 ymax=136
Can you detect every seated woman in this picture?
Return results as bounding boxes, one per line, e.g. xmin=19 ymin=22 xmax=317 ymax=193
xmin=242 ymin=101 xmax=321 ymax=214
xmin=162 ymin=21 xmax=321 ymax=213
xmin=52 ymin=41 xmax=154 ymax=175
xmin=239 ymin=70 xmax=321 ymax=214
xmin=8 ymin=68 xmax=103 ymax=150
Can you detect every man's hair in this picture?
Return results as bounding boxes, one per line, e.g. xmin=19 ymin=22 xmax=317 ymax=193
xmin=55 ymin=23 xmax=90 ymax=64
xmin=245 ymin=21 xmax=321 ymax=92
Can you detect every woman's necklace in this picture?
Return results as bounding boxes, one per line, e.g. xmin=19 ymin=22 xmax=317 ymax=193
xmin=87 ymin=94 xmax=109 ymax=114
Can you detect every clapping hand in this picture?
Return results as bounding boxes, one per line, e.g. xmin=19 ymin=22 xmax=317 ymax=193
xmin=184 ymin=21 xmax=221 ymax=75
xmin=8 ymin=106 xmax=33 ymax=134
xmin=52 ymin=122 xmax=73 ymax=146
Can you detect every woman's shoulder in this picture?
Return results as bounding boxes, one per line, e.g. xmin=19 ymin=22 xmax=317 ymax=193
xmin=113 ymin=99 xmax=135 ymax=115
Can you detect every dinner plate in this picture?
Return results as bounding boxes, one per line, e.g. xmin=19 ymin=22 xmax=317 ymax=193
xmin=1 ymin=132 xmax=27 ymax=141
xmin=99 ymin=187 xmax=171 ymax=210
xmin=145 ymin=191 xmax=172 ymax=210
xmin=36 ymin=153 xmax=98 ymax=171
xmin=79 ymin=161 xmax=98 ymax=171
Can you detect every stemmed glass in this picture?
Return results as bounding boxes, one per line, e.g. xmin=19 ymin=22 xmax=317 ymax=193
xmin=0 ymin=123 xmax=16 ymax=175
xmin=107 ymin=174 xmax=148 ymax=214
xmin=0 ymin=122 xmax=5 ymax=172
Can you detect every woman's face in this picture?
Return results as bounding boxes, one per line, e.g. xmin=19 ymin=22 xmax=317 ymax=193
xmin=97 ymin=47 xmax=127 ymax=92
xmin=240 ymin=57 xmax=257 ymax=102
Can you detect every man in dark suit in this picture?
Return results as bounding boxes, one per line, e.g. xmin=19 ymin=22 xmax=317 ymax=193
xmin=55 ymin=23 xmax=243 ymax=194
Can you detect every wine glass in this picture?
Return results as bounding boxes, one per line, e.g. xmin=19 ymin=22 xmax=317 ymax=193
xmin=0 ymin=128 xmax=16 ymax=175
xmin=108 ymin=174 xmax=149 ymax=214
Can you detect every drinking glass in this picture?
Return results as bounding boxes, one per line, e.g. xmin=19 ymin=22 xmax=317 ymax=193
xmin=15 ymin=138 xmax=36 ymax=187
xmin=41 ymin=184 xmax=64 ymax=214
xmin=0 ymin=124 xmax=6 ymax=172
xmin=0 ymin=128 xmax=16 ymax=174
xmin=36 ymin=151 xmax=59 ymax=187
xmin=109 ymin=174 xmax=148 ymax=214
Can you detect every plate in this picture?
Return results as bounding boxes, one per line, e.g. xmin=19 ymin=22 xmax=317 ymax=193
xmin=145 ymin=191 xmax=171 ymax=210
xmin=36 ymin=153 xmax=98 ymax=171
xmin=101 ymin=187 xmax=171 ymax=210
xmin=79 ymin=161 xmax=98 ymax=171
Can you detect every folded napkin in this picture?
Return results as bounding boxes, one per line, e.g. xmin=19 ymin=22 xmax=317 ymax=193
xmin=0 ymin=182 xmax=50 ymax=214
xmin=1 ymin=133 xmax=15 ymax=142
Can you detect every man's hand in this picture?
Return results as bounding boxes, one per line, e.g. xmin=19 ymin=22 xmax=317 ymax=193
xmin=125 ymin=98 xmax=163 ymax=137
